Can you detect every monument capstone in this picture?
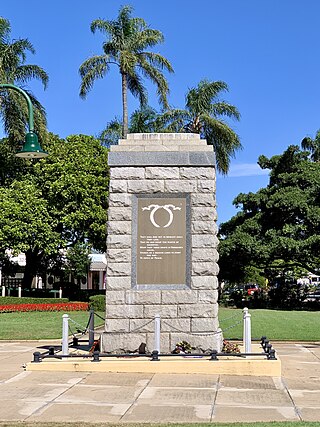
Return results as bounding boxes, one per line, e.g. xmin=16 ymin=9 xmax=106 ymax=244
xmin=101 ymin=133 xmax=222 ymax=353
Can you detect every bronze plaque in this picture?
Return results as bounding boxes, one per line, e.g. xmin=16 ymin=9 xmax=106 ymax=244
xmin=136 ymin=197 xmax=187 ymax=285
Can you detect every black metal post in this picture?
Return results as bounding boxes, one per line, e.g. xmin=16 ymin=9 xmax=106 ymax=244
xmin=210 ymin=350 xmax=218 ymax=360
xmin=263 ymin=339 xmax=269 ymax=352
xmin=73 ymin=337 xmax=79 ymax=346
xmin=268 ymin=349 xmax=277 ymax=360
xmin=151 ymin=350 xmax=159 ymax=361
xmin=49 ymin=347 xmax=55 ymax=356
xmin=92 ymin=350 xmax=100 ymax=362
xmin=33 ymin=351 xmax=41 ymax=363
xmin=89 ymin=309 xmax=95 ymax=348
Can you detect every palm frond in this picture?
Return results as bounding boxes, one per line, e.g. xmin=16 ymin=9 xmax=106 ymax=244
xmin=202 ymin=114 xmax=242 ymax=174
xmin=15 ymin=65 xmax=48 ymax=89
xmin=126 ymin=73 xmax=148 ymax=106
xmin=79 ymin=56 xmax=110 ymax=98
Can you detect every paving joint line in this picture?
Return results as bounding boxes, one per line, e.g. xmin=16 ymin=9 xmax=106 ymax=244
xmin=210 ymin=374 xmax=220 ymax=421
xmin=119 ymin=373 xmax=155 ymax=421
xmin=280 ymin=376 xmax=302 ymax=421
xmin=23 ymin=372 xmax=89 ymax=421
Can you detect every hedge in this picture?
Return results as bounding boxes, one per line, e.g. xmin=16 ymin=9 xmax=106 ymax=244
xmin=89 ymin=295 xmax=105 ymax=312
xmin=0 ymin=297 xmax=69 ymax=305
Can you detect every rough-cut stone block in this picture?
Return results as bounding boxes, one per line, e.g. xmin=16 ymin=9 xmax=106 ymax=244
xmin=105 ymin=290 xmax=126 ymax=305
xmin=161 ymin=290 xmax=198 ymax=305
xmin=109 ymin=180 xmax=128 ymax=193
xmin=107 ymin=262 xmax=131 ymax=276
xmin=145 ymin=167 xmax=179 ymax=179
xmin=101 ymin=332 xmax=146 ymax=353
xmin=192 ymin=235 xmax=219 ymax=248
xmin=107 ymin=235 xmax=131 ymax=249
xmin=146 ymin=332 xmax=171 ymax=353
xmin=164 ymin=180 xmax=197 ymax=193
xmin=107 ymin=248 xmax=131 ymax=263
xmin=197 ymin=180 xmax=215 ymax=193
xmin=191 ymin=194 xmax=216 ymax=207
xmin=160 ymin=318 xmax=191 ymax=333
xmin=126 ymin=290 xmax=161 ymax=305
xmin=106 ymin=305 xmax=143 ymax=318
xmin=191 ymin=276 xmax=219 ymax=290
xmin=143 ymin=304 xmax=178 ymax=318
xmin=179 ymin=145 xmax=213 ymax=152
xmin=127 ymin=132 xmax=200 ymax=141
xmin=192 ymin=248 xmax=219 ymax=262
xmin=107 ymin=221 xmax=131 ymax=235
xmin=106 ymin=276 xmax=131 ymax=290
xmin=108 ymin=207 xmax=132 ymax=221
xmin=127 ymin=179 xmax=164 ymax=193
xmin=192 ymin=262 xmax=220 ymax=276
xmin=191 ymin=318 xmax=217 ymax=332
xmin=178 ymin=303 xmax=218 ymax=318
xmin=109 ymin=193 xmax=132 ymax=207
xmin=170 ymin=332 xmax=222 ymax=352
xmin=105 ymin=318 xmax=129 ymax=333
xmin=180 ymin=167 xmax=215 ymax=180
xmin=110 ymin=167 xmax=145 ymax=180
xmin=130 ymin=318 xmax=154 ymax=333
xmin=198 ymin=289 xmax=219 ymax=304
xmin=192 ymin=207 xmax=216 ymax=221
xmin=111 ymin=145 xmax=141 ymax=151
xmin=192 ymin=221 xmax=218 ymax=234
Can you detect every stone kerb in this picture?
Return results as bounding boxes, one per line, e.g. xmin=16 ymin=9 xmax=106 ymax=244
xmin=102 ymin=133 xmax=221 ymax=354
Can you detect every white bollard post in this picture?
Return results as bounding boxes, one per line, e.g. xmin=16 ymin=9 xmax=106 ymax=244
xmin=154 ymin=314 xmax=161 ymax=354
xmin=62 ymin=314 xmax=69 ymax=356
xmin=59 ymin=287 xmax=62 ymax=299
xmin=18 ymin=286 xmax=22 ymax=298
xmin=243 ymin=307 xmax=252 ymax=353
xmin=2 ymin=286 xmax=5 ymax=297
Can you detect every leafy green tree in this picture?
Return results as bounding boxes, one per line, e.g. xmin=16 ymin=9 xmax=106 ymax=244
xmin=79 ymin=5 xmax=173 ymax=138
xmin=301 ymin=129 xmax=320 ymax=162
xmin=219 ymin=145 xmax=320 ymax=283
xmin=0 ymin=17 xmax=48 ymax=146
xmin=0 ymin=134 xmax=109 ymax=287
xmin=64 ymin=242 xmax=91 ymax=283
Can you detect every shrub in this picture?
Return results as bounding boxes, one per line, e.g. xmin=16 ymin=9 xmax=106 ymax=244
xmin=89 ymin=294 xmax=105 ymax=312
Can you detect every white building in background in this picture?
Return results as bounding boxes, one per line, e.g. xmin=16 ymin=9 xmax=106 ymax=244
xmin=1 ymin=252 xmax=107 ymax=291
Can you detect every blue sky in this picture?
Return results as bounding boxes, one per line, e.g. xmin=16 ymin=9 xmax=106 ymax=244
xmin=2 ymin=0 xmax=320 ymax=223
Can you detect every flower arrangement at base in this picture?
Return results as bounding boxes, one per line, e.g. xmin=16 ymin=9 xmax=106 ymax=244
xmin=172 ymin=340 xmax=195 ymax=354
xmin=0 ymin=302 xmax=89 ymax=313
xmin=222 ymin=339 xmax=241 ymax=353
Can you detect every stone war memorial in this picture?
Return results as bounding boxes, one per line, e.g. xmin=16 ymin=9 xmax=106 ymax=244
xmin=101 ymin=133 xmax=221 ymax=354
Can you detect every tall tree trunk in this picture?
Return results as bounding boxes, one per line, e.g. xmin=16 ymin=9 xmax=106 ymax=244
xmin=121 ymin=72 xmax=128 ymax=138
xmin=22 ymin=248 xmax=41 ymax=289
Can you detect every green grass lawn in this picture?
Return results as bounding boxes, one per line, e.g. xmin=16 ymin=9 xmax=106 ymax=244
xmin=0 ymin=311 xmax=105 ymax=340
xmin=219 ymin=307 xmax=320 ymax=341
xmin=0 ymin=307 xmax=319 ymax=341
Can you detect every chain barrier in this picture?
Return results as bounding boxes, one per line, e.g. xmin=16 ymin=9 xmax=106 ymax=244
xmin=162 ymin=316 xmax=243 ymax=337
xmin=94 ymin=312 xmax=106 ymax=322
xmin=219 ymin=312 xmax=242 ymax=323
xmin=69 ymin=316 xmax=96 ymax=336
xmin=129 ymin=318 xmax=154 ymax=333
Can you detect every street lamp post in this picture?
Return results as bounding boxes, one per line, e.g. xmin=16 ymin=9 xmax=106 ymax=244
xmin=0 ymin=83 xmax=48 ymax=158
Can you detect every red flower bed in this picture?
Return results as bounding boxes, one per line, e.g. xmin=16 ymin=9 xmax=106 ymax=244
xmin=0 ymin=302 xmax=89 ymax=313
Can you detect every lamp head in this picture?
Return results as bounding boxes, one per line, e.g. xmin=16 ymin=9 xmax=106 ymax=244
xmin=15 ymin=131 xmax=48 ymax=159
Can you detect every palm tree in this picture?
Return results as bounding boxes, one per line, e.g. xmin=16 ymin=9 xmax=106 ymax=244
xmin=79 ymin=5 xmax=173 ymax=138
xmin=162 ymin=80 xmax=241 ymax=174
xmin=0 ymin=17 xmax=48 ymax=147
xmin=301 ymin=130 xmax=320 ymax=162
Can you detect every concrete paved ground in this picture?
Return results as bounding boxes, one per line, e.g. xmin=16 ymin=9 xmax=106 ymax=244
xmin=0 ymin=341 xmax=319 ymax=423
